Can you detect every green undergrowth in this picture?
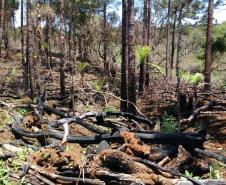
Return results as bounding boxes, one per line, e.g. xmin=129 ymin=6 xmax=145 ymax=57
xmin=161 ymin=113 xmax=178 ymax=133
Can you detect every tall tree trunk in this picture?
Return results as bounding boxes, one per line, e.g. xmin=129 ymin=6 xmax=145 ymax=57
xmin=145 ymin=0 xmax=152 ymax=87
xmin=127 ymin=0 xmax=136 ymax=114
xmin=176 ymin=3 xmax=185 ymax=131
xmin=0 ymin=0 xmax=4 ymax=58
xmin=204 ymin=0 xmax=213 ymax=92
xmin=165 ymin=0 xmax=171 ymax=78
xmin=26 ymin=0 xmax=34 ymax=96
xmin=68 ymin=18 xmax=72 ymax=61
xmin=103 ymin=2 xmax=108 ymax=72
xmin=21 ymin=0 xmax=25 ymax=88
xmin=139 ymin=0 xmax=147 ymax=93
xmin=59 ymin=0 xmax=66 ymax=97
xmin=44 ymin=0 xmax=52 ymax=69
xmin=3 ymin=17 xmax=9 ymax=57
xmin=12 ymin=13 xmax=16 ymax=42
xmin=120 ymin=0 xmax=128 ymax=112
xmin=45 ymin=17 xmax=52 ymax=69
xmin=35 ymin=1 xmax=42 ymax=92
xmin=170 ymin=8 xmax=177 ymax=72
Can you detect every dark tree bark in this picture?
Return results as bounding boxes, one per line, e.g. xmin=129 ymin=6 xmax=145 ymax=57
xmin=25 ymin=0 xmax=34 ymax=96
xmin=21 ymin=0 xmax=25 ymax=87
xmin=120 ymin=0 xmax=128 ymax=112
xmin=145 ymin=0 xmax=152 ymax=87
xmin=60 ymin=0 xmax=66 ymax=97
xmin=44 ymin=0 xmax=52 ymax=69
xmin=34 ymin=1 xmax=42 ymax=92
xmin=176 ymin=3 xmax=185 ymax=130
xmin=127 ymin=0 xmax=136 ymax=114
xmin=165 ymin=0 xmax=171 ymax=78
xmin=170 ymin=8 xmax=177 ymax=72
xmin=0 ymin=0 xmax=4 ymax=57
xmin=139 ymin=0 xmax=147 ymax=93
xmin=204 ymin=0 xmax=213 ymax=92
xmin=103 ymin=1 xmax=108 ymax=72
xmin=3 ymin=16 xmax=9 ymax=57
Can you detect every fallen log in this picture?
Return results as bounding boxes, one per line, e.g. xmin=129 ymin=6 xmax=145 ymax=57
xmin=39 ymin=105 xmax=108 ymax=134
xmin=134 ymin=158 xmax=201 ymax=185
xmin=194 ymin=148 xmax=226 ymax=164
xmin=51 ymin=117 xmax=108 ymax=134
xmin=175 ymin=179 xmax=226 ymax=185
xmin=180 ymin=102 xmax=212 ymax=124
xmin=11 ymin=123 xmax=204 ymax=147
xmin=29 ymin=163 xmax=105 ymax=185
xmin=42 ymin=104 xmax=154 ymax=127
xmin=106 ymin=112 xmax=154 ymax=126
xmin=148 ymin=145 xmax=178 ymax=161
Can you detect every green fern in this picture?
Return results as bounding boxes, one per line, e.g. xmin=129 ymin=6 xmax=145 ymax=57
xmin=78 ymin=62 xmax=88 ymax=75
xmin=136 ymin=45 xmax=151 ymax=65
xmin=209 ymin=164 xmax=221 ymax=179
xmin=180 ymin=70 xmax=204 ymax=85
xmin=184 ymin=170 xmax=201 ymax=180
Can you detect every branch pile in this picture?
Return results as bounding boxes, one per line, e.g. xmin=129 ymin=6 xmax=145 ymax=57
xmin=0 ymin=100 xmax=225 ymax=185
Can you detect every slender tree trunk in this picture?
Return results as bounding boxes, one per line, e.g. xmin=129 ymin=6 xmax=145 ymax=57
xmin=170 ymin=9 xmax=177 ymax=72
xmin=145 ymin=0 xmax=152 ymax=87
xmin=139 ymin=0 xmax=147 ymax=93
xmin=103 ymin=2 xmax=108 ymax=72
xmin=45 ymin=17 xmax=52 ymax=69
xmin=60 ymin=0 xmax=66 ymax=97
xmin=165 ymin=0 xmax=171 ymax=78
xmin=120 ymin=0 xmax=128 ymax=112
xmin=176 ymin=3 xmax=184 ymax=131
xmin=3 ymin=17 xmax=9 ymax=57
xmin=35 ymin=1 xmax=42 ymax=92
xmin=127 ymin=0 xmax=136 ymax=114
xmin=0 ymin=0 xmax=4 ymax=58
xmin=21 ymin=0 xmax=25 ymax=88
xmin=26 ymin=0 xmax=34 ymax=96
xmin=12 ymin=12 xmax=16 ymax=42
xmin=204 ymin=0 xmax=213 ymax=92
xmin=44 ymin=0 xmax=52 ymax=69
xmin=68 ymin=19 xmax=72 ymax=61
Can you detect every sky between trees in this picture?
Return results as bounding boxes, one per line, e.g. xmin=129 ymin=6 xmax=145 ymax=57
xmin=14 ymin=1 xmax=226 ymax=28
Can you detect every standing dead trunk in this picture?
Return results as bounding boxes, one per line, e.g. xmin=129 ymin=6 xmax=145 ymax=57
xmin=139 ymin=0 xmax=147 ymax=93
xmin=176 ymin=3 xmax=185 ymax=130
xmin=170 ymin=8 xmax=177 ymax=72
xmin=204 ymin=0 xmax=213 ymax=92
xmin=34 ymin=1 xmax=42 ymax=92
xmin=26 ymin=0 xmax=34 ymax=96
xmin=21 ymin=0 xmax=25 ymax=88
xmin=145 ymin=0 xmax=152 ymax=88
xmin=127 ymin=0 xmax=136 ymax=114
xmin=165 ymin=0 xmax=171 ymax=78
xmin=59 ymin=0 xmax=66 ymax=97
xmin=103 ymin=2 xmax=108 ymax=72
xmin=120 ymin=0 xmax=128 ymax=112
xmin=0 ymin=0 xmax=4 ymax=58
xmin=3 ymin=17 xmax=9 ymax=57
